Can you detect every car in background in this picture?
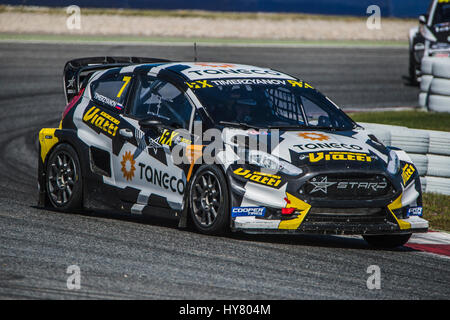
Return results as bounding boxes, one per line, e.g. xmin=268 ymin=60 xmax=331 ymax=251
xmin=409 ymin=0 xmax=450 ymax=83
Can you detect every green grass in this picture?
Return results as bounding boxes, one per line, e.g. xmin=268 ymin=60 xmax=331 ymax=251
xmin=0 ymin=33 xmax=409 ymax=47
xmin=423 ymin=193 xmax=450 ymax=232
xmin=349 ymin=110 xmax=450 ymax=132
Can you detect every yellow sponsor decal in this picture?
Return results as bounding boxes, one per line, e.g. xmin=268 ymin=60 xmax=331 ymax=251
xmin=83 ymin=106 xmax=120 ymax=137
xmin=287 ymin=80 xmax=314 ymax=89
xmin=233 ymin=167 xmax=283 ymax=188
xmin=159 ymin=129 xmax=180 ymax=147
xmin=387 ymin=193 xmax=411 ymax=230
xmin=39 ymin=128 xmax=59 ymax=163
xmin=278 ymin=192 xmax=311 ymax=230
xmin=401 ymin=163 xmax=415 ymax=185
xmin=117 ymin=76 xmax=131 ymax=98
xmin=308 ymin=151 xmax=372 ymax=163
xmin=185 ymin=80 xmax=213 ymax=89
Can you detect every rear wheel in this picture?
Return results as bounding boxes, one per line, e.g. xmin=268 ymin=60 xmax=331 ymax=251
xmin=45 ymin=143 xmax=83 ymax=211
xmin=189 ymin=165 xmax=229 ymax=235
xmin=363 ymin=233 xmax=412 ymax=248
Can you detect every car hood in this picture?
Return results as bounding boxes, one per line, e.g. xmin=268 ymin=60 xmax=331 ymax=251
xmin=222 ymin=127 xmax=390 ymax=168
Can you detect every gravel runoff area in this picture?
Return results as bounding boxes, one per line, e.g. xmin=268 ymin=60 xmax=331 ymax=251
xmin=0 ymin=8 xmax=416 ymax=41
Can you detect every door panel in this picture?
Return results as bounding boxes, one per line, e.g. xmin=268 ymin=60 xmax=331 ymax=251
xmin=110 ymin=74 xmax=195 ymax=211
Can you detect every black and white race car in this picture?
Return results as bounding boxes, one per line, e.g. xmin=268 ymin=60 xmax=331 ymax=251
xmin=409 ymin=0 xmax=450 ymax=83
xmin=38 ymin=57 xmax=428 ymax=248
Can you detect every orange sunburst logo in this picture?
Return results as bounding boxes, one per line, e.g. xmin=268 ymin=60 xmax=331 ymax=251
xmin=298 ymin=132 xmax=329 ymax=141
xmin=121 ymin=151 xmax=136 ymax=181
xmin=195 ymin=63 xmax=235 ymax=68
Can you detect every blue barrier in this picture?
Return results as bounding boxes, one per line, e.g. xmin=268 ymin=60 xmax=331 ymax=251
xmin=0 ymin=0 xmax=430 ymax=18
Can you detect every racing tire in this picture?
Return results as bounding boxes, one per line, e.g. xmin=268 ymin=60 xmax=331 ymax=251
xmin=363 ymin=233 xmax=412 ymax=248
xmin=189 ymin=165 xmax=230 ymax=235
xmin=45 ymin=143 xmax=83 ymax=211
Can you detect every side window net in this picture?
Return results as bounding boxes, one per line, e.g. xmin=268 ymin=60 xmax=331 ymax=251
xmin=266 ymin=87 xmax=304 ymax=123
xmin=131 ymin=76 xmax=193 ymax=130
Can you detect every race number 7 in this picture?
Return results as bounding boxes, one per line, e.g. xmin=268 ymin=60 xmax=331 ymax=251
xmin=117 ymin=76 xmax=131 ymax=98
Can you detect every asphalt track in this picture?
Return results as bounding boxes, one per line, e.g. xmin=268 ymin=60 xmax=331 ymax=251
xmin=0 ymin=42 xmax=449 ymax=300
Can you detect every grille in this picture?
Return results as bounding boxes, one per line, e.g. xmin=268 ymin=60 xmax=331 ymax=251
xmin=302 ymin=174 xmax=394 ymax=199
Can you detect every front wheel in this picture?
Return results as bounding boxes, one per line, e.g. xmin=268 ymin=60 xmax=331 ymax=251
xmin=45 ymin=143 xmax=83 ymax=211
xmin=363 ymin=233 xmax=412 ymax=248
xmin=189 ymin=165 xmax=229 ymax=235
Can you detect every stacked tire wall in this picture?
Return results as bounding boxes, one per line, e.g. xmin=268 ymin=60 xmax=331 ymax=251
xmin=360 ymin=122 xmax=450 ymax=195
xmin=419 ymin=57 xmax=450 ymax=113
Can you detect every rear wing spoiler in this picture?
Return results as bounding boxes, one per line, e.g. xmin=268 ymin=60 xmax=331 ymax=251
xmin=63 ymin=56 xmax=172 ymax=103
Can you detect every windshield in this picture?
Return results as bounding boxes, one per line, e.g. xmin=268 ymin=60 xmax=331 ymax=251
xmin=190 ymin=78 xmax=355 ymax=130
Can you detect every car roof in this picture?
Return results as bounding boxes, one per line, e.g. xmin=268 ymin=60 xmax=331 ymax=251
xmin=126 ymin=62 xmax=296 ymax=82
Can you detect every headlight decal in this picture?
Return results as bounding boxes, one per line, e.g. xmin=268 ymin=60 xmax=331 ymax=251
xmin=387 ymin=149 xmax=400 ymax=175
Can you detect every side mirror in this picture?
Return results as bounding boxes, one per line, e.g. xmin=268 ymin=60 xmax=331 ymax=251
xmin=139 ymin=118 xmax=162 ymax=128
xmin=419 ymin=14 xmax=427 ymax=25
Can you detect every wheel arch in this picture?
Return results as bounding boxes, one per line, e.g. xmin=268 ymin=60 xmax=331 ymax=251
xmin=38 ymin=128 xmax=87 ymax=208
xmin=178 ymin=161 xmax=232 ymax=229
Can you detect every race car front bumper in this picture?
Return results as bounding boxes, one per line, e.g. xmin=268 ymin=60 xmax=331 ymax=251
xmin=228 ymin=167 xmax=428 ymax=235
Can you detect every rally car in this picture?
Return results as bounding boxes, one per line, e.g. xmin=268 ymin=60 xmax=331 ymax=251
xmin=409 ymin=0 xmax=450 ymax=83
xmin=38 ymin=57 xmax=428 ymax=248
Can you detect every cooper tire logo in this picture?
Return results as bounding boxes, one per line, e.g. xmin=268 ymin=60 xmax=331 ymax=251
xmin=121 ymin=151 xmax=136 ymax=181
xmin=298 ymin=132 xmax=329 ymax=141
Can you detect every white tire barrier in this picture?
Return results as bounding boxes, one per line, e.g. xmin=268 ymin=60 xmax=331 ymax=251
xmin=428 ymin=130 xmax=450 ymax=156
xmin=359 ymin=122 xmax=392 ymax=145
xmin=409 ymin=154 xmax=428 ymax=176
xmin=420 ymin=177 xmax=427 ymax=193
xmin=419 ymin=56 xmax=450 ymax=113
xmin=418 ymin=92 xmax=427 ymax=109
xmin=421 ymin=57 xmax=437 ymax=75
xmin=423 ymin=176 xmax=450 ymax=195
xmin=429 ymin=78 xmax=450 ymax=96
xmin=431 ymin=58 xmax=450 ymax=79
xmin=420 ymin=75 xmax=433 ymax=92
xmin=428 ymin=94 xmax=450 ymax=113
xmin=359 ymin=122 xmax=450 ymax=195
xmin=389 ymin=128 xmax=429 ymax=154
xmin=427 ymin=154 xmax=450 ymax=178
